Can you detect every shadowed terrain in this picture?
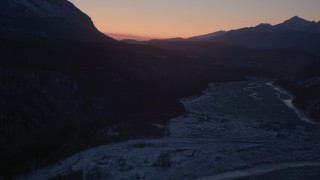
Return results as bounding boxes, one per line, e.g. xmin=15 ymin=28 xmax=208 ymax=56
xmin=1 ymin=0 xmax=320 ymax=178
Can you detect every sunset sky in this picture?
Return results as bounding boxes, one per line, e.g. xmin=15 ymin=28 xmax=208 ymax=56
xmin=69 ymin=0 xmax=320 ymax=40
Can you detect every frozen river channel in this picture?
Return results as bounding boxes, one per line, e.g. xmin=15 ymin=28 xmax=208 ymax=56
xmin=25 ymin=79 xmax=320 ymax=180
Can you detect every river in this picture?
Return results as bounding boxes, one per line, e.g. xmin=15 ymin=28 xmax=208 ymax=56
xmin=24 ymin=78 xmax=320 ymax=180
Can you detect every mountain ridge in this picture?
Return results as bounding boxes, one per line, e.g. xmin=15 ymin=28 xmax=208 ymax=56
xmin=0 ymin=0 xmax=115 ymax=42
xmin=190 ymin=16 xmax=320 ymax=39
xmin=186 ymin=16 xmax=320 ymax=52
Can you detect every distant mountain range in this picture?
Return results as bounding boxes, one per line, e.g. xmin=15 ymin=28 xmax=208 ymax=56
xmin=124 ymin=16 xmax=320 ymax=53
xmin=188 ymin=16 xmax=320 ymax=52
xmin=0 ymin=0 xmax=115 ymax=42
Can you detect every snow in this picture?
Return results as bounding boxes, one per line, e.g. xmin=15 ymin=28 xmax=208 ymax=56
xmin=8 ymin=0 xmax=81 ymax=18
xmin=23 ymin=78 xmax=320 ymax=180
xmin=197 ymin=161 xmax=320 ymax=180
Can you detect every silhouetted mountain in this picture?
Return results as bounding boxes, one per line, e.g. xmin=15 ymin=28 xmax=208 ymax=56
xmin=189 ymin=30 xmax=226 ymax=40
xmin=274 ymin=16 xmax=315 ymax=31
xmin=190 ymin=16 xmax=320 ymax=53
xmin=0 ymin=0 xmax=115 ymax=42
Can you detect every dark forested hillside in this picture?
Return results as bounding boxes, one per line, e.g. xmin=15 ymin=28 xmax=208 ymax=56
xmin=128 ymin=40 xmax=319 ymax=77
xmin=0 ymin=37 xmax=243 ymax=176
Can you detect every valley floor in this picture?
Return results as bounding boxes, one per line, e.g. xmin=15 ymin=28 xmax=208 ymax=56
xmin=24 ymin=78 xmax=320 ymax=180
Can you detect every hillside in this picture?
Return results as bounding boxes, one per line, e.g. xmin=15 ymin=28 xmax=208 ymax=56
xmin=0 ymin=0 xmax=114 ymax=42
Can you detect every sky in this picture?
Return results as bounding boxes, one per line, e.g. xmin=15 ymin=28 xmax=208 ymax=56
xmin=69 ymin=0 xmax=320 ymax=40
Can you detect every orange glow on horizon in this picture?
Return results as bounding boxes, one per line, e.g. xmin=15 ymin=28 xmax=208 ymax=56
xmin=106 ymin=32 xmax=161 ymax=41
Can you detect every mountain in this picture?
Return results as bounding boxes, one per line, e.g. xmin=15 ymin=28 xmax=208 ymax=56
xmin=0 ymin=0 xmax=114 ymax=42
xmin=190 ymin=16 xmax=320 ymax=53
xmin=274 ymin=16 xmax=315 ymax=31
xmin=189 ymin=30 xmax=226 ymax=40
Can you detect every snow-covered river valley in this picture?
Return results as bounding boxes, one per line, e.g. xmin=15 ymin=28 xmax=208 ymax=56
xmin=24 ymin=79 xmax=320 ymax=180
